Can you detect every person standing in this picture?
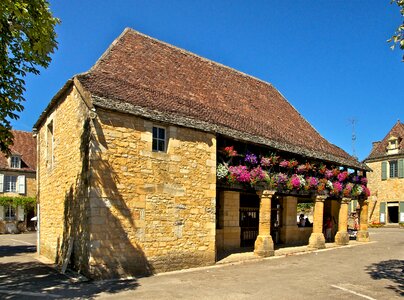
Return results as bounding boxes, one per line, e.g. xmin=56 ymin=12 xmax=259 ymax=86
xmin=324 ymin=217 xmax=333 ymax=242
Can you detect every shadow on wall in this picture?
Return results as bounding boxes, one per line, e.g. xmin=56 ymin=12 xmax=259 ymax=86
xmin=365 ymin=259 xmax=404 ymax=296
xmin=57 ymin=118 xmax=154 ymax=279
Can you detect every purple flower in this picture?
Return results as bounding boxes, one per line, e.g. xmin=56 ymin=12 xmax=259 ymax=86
xmin=276 ymin=173 xmax=288 ymax=184
xmin=245 ymin=152 xmax=258 ymax=165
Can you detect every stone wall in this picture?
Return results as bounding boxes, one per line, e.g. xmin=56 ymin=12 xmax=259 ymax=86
xmin=88 ymin=108 xmax=217 ymax=278
xmin=366 ymin=160 xmax=404 ymax=223
xmin=37 ymin=85 xmax=90 ymax=272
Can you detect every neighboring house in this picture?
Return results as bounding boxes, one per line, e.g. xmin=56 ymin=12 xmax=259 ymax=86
xmin=364 ymin=121 xmax=404 ymax=225
xmin=0 ymin=130 xmax=36 ymax=234
xmin=34 ymin=28 xmax=370 ymax=279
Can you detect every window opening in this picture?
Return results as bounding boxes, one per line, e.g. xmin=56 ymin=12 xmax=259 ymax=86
xmin=5 ymin=204 xmax=16 ymax=220
xmin=152 ymin=126 xmax=166 ymax=152
xmin=10 ymin=156 xmax=21 ymax=169
xmin=390 ymin=160 xmax=398 ymax=178
xmin=4 ymin=175 xmax=17 ymax=192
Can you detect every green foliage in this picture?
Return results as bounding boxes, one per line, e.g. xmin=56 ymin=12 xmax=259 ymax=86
xmin=388 ymin=0 xmax=404 ymax=61
xmin=0 ymin=0 xmax=59 ymax=153
xmin=0 ymin=195 xmax=36 ymax=209
xmin=297 ymin=202 xmax=314 ymax=212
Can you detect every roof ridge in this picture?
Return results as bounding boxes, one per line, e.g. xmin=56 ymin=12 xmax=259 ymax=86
xmin=89 ymin=27 xmax=133 ymax=72
xmin=98 ymin=27 xmax=276 ymax=90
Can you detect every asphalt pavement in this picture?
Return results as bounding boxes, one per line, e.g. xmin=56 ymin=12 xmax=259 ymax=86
xmin=0 ymin=229 xmax=403 ymax=299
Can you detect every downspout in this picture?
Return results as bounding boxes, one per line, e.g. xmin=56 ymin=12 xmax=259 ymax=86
xmin=33 ymin=129 xmax=40 ymax=254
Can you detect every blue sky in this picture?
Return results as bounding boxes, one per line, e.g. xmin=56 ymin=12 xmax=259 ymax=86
xmin=13 ymin=1 xmax=403 ymax=161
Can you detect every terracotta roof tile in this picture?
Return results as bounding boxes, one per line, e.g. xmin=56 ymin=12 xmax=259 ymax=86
xmin=75 ymin=28 xmax=363 ymax=169
xmin=365 ymin=121 xmax=404 ymax=161
xmin=0 ymin=130 xmax=36 ymax=172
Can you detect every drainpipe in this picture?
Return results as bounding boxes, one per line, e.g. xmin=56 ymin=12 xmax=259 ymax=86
xmin=33 ymin=129 xmax=40 ymax=254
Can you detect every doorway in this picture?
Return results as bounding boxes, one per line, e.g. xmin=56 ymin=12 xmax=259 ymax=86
xmin=239 ymin=193 xmax=259 ymax=247
xmin=387 ymin=202 xmax=399 ymax=223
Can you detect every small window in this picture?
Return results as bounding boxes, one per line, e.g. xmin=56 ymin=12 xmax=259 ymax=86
xmin=10 ymin=156 xmax=21 ymax=169
xmin=47 ymin=121 xmax=54 ymax=167
xmin=390 ymin=160 xmax=398 ymax=178
xmin=152 ymin=126 xmax=166 ymax=152
xmin=5 ymin=204 xmax=16 ymax=220
xmin=4 ymin=175 xmax=17 ymax=192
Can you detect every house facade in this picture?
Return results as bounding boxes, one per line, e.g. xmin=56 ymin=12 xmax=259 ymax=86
xmin=0 ymin=130 xmax=36 ymax=234
xmin=364 ymin=121 xmax=404 ymax=225
xmin=34 ymin=28 xmax=370 ymax=279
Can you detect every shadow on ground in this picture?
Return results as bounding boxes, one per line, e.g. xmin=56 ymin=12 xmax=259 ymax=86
xmin=365 ymin=259 xmax=404 ymax=296
xmin=0 ymin=261 xmax=139 ymax=299
xmin=0 ymin=245 xmax=36 ymax=257
xmin=0 ymin=245 xmax=140 ymax=299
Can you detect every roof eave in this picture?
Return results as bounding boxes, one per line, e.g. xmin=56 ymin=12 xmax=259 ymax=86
xmin=33 ymin=79 xmax=74 ymax=130
xmin=91 ymin=94 xmax=368 ymax=171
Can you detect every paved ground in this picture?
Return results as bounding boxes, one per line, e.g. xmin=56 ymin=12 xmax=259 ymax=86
xmin=0 ymin=229 xmax=403 ymax=299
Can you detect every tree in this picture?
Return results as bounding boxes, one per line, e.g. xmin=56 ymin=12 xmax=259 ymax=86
xmin=388 ymin=0 xmax=404 ymax=61
xmin=0 ymin=0 xmax=59 ymax=154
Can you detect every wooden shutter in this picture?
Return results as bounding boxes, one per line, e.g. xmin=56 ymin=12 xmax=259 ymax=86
xmin=398 ymin=159 xmax=404 ymax=178
xmin=17 ymin=206 xmax=24 ymax=221
xmin=0 ymin=174 xmax=3 ymax=192
xmin=18 ymin=175 xmax=25 ymax=194
xmin=400 ymin=201 xmax=404 ymax=223
xmin=381 ymin=162 xmax=387 ymax=180
xmin=380 ymin=202 xmax=386 ymax=223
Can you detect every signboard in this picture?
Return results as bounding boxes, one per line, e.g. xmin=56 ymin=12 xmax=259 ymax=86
xmin=400 ymin=212 xmax=404 ymax=223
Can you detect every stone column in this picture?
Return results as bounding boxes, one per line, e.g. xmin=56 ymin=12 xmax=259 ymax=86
xmin=335 ymin=198 xmax=350 ymax=245
xmin=356 ymin=199 xmax=370 ymax=242
xmin=280 ymin=196 xmax=298 ymax=244
xmin=222 ymin=191 xmax=241 ymax=250
xmin=308 ymin=195 xmax=326 ymax=249
xmin=254 ymin=190 xmax=275 ymax=257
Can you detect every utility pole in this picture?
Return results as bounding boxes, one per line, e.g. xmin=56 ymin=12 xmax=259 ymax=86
xmin=349 ymin=118 xmax=357 ymax=159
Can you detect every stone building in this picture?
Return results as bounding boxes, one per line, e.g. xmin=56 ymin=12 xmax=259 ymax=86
xmin=0 ymin=130 xmax=36 ymax=233
xmin=34 ymin=28 xmax=370 ymax=279
xmin=364 ymin=121 xmax=404 ymax=225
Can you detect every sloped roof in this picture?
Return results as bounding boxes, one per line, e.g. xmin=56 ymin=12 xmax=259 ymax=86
xmin=38 ymin=28 xmax=367 ymax=170
xmin=0 ymin=130 xmax=36 ymax=172
xmin=364 ymin=120 xmax=404 ymax=161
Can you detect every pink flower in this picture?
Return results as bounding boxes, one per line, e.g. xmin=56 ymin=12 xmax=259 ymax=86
xmin=260 ymin=157 xmax=272 ymax=167
xmin=361 ymin=177 xmax=368 ymax=185
xmin=291 ymin=176 xmax=301 ymax=189
xmin=338 ymin=171 xmax=348 ymax=182
xmin=250 ymin=166 xmax=266 ymax=184
xmin=228 ymin=165 xmax=250 ymax=182
xmin=279 ymin=160 xmax=289 ymax=168
xmin=333 ymin=181 xmax=342 ymax=193
xmin=363 ymin=185 xmax=371 ymax=197
xmin=307 ymin=176 xmax=319 ymax=188
xmin=325 ymin=170 xmax=333 ymax=179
